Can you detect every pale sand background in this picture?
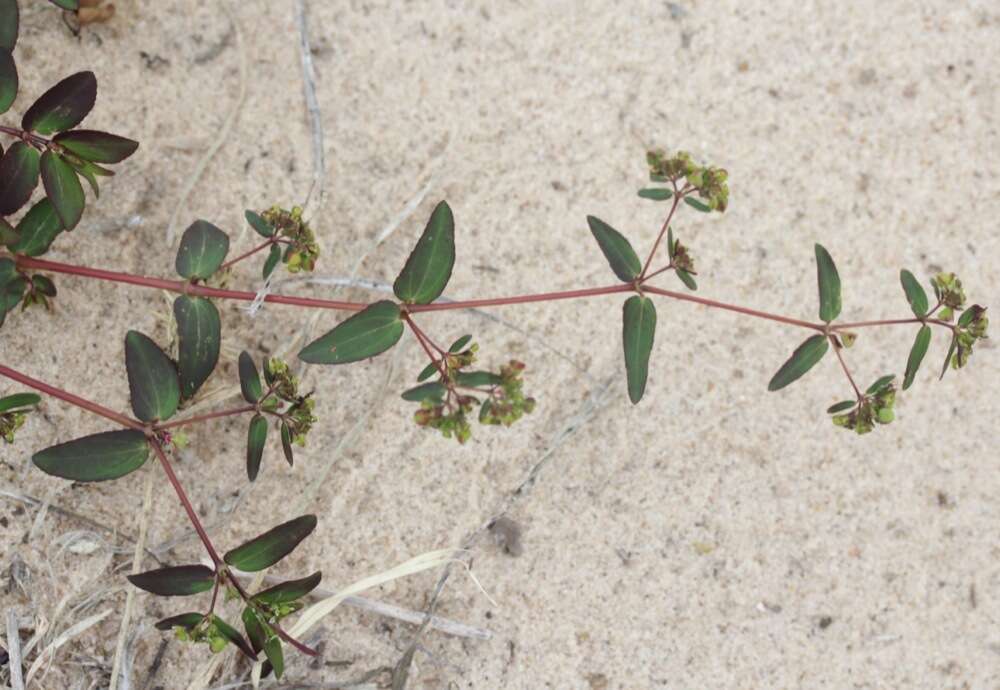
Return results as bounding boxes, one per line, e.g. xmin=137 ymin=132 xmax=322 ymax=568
xmin=1 ymin=1 xmax=998 ymax=688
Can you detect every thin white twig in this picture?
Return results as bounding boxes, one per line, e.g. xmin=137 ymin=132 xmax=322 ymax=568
xmin=296 ymin=0 xmax=326 ymax=217
xmin=6 ymin=609 xmax=24 ymax=690
xmin=109 ymin=472 xmax=155 ymax=690
xmin=251 ymin=575 xmax=491 ymax=640
xmin=165 ymin=3 xmax=247 ymax=245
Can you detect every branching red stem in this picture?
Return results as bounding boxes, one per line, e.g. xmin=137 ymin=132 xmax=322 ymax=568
xmin=219 ymin=239 xmax=276 ymax=272
xmin=641 ymin=285 xmax=824 ymax=331
xmin=155 ymin=405 xmax=257 ymax=431
xmin=829 ymin=336 xmax=862 ymax=399
xmin=0 ymin=363 xmax=144 ymax=430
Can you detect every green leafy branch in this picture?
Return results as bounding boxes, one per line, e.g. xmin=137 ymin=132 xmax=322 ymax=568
xmin=0 ymin=0 xmax=990 ymax=679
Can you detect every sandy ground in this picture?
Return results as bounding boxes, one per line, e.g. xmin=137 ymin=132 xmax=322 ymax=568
xmin=1 ymin=1 xmax=999 ymax=688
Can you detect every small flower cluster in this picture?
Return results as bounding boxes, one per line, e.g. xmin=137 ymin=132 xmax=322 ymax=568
xmin=931 ymin=272 xmax=966 ymax=321
xmin=0 ymin=410 xmax=27 ymax=443
xmin=406 ymin=338 xmax=535 ymax=443
xmin=173 ymin=616 xmax=235 ymax=655
xmin=261 ymin=205 xmax=320 ymax=273
xmin=670 ymin=237 xmax=694 ymax=273
xmin=263 ymin=357 xmax=317 ymax=445
xmin=0 ymin=393 xmax=39 ymax=444
xmin=414 ymin=394 xmax=477 ymax=444
xmin=829 ymin=377 xmax=897 ymax=435
xmin=646 ymin=149 xmax=729 ymax=212
xmin=479 ymin=360 xmax=536 ymax=427
xmin=7 ymin=274 xmax=57 ymax=313
xmin=951 ymin=304 xmax=988 ymax=371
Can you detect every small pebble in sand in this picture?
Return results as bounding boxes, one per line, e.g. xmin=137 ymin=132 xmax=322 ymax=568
xmin=489 ymin=517 xmax=524 ymax=557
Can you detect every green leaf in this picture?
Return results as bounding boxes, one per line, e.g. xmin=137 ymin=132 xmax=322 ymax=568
xmin=637 ymin=188 xmax=673 ymax=201
xmin=238 ymin=351 xmax=262 ymax=403
xmin=587 ymin=216 xmax=641 ymax=282
xmin=814 ymin=244 xmax=841 ymax=323
xmin=175 ymin=220 xmax=230 ymax=280
xmin=903 ymin=325 xmax=931 ymax=390
xmin=40 ymin=150 xmax=84 ymax=230
xmin=0 ymin=392 xmax=40 ymax=413
xmin=622 ymin=295 xmax=657 ymax=404
xmin=454 ymin=371 xmax=502 ymax=388
xmin=0 ymin=256 xmax=13 ymax=284
xmin=899 ymin=269 xmax=928 ymax=318
xmin=957 ymin=305 xmax=977 ymax=328
xmin=246 ymin=414 xmax=267 ymax=482
xmin=32 ymin=274 xmax=55 ymax=296
xmin=940 ymin=333 xmax=957 ymax=380
xmin=53 ymin=130 xmax=138 ymax=164
xmin=0 ymin=141 xmax=40 ymax=215
xmin=0 ymin=216 xmax=18 ymax=246
xmin=683 ymin=196 xmax=711 ymax=212
xmin=826 ymin=400 xmax=856 ymax=414
xmin=241 ymin=608 xmax=267 ymax=654
xmin=223 ymin=514 xmax=317 ymax=572
xmin=279 ymin=422 xmax=294 ymax=466
xmin=675 ymin=268 xmax=697 ymax=291
xmin=0 ymin=48 xmax=16 ymax=115
xmin=48 ymin=0 xmax=79 ymax=9
xmin=298 ymin=301 xmax=404 ymax=365
xmin=10 ymin=198 xmax=62 ymax=256
xmin=174 ymin=296 xmax=221 ymax=400
xmin=264 ymin=636 xmax=284 ymax=680
xmin=63 ymin=156 xmax=111 ymax=198
xmin=21 ymin=71 xmax=96 ymax=134
xmin=0 ymin=276 xmax=25 ymax=325
xmin=125 ymin=330 xmax=180 ymax=422
xmin=416 ymin=361 xmax=438 ymax=382
xmin=253 ymin=571 xmax=322 ymax=605
xmin=262 ymin=242 xmax=281 ymax=279
xmin=479 ymin=399 xmax=493 ymax=423
xmin=154 ymin=612 xmax=204 ymax=632
xmin=401 ymin=381 xmax=446 ymax=403
xmin=32 ymin=429 xmax=149 ymax=482
xmin=767 ymin=334 xmax=830 ymax=391
xmin=211 ymin=615 xmax=257 ymax=660
xmin=865 ymin=375 xmax=895 ymax=395
xmin=393 ymin=200 xmax=455 ymax=304
xmin=0 ymin=0 xmax=18 ymax=51
xmin=448 ymin=334 xmax=472 ymax=352
xmin=245 ymin=210 xmax=274 ymax=237
xmin=127 ymin=565 xmax=216 ymax=596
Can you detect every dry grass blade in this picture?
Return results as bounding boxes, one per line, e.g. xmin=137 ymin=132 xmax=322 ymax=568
xmin=5 ymin=610 xmax=25 ymax=690
xmin=109 ymin=471 xmax=155 ymax=690
xmin=248 ymin=548 xmax=466 ymax=685
xmin=24 ymin=609 xmax=112 ymax=686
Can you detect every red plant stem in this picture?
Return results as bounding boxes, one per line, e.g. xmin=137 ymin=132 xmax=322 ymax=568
xmin=640 ymin=185 xmax=682 ymax=279
xmin=833 ymin=317 xmax=954 ymax=330
xmin=642 ymin=263 xmax=675 ymax=282
xmin=15 ymin=255 xmax=941 ymax=335
xmin=0 ymin=125 xmax=48 ymax=148
xmin=409 ymin=283 xmax=634 ymax=311
xmin=154 ymin=405 xmax=257 ymax=431
xmin=641 ymin=285 xmax=824 ymax=331
xmin=149 ymin=441 xmax=223 ymax=565
xmin=829 ymin=336 xmax=862 ymax=399
xmin=0 ymin=363 xmax=145 ymax=431
xmin=218 ymin=239 xmax=276 ymax=272
xmin=403 ymin=315 xmax=446 ymax=376
xmin=15 ymin=256 xmax=370 ymax=312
